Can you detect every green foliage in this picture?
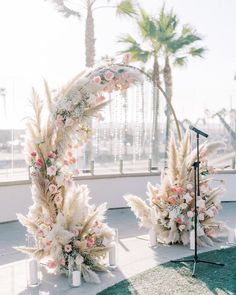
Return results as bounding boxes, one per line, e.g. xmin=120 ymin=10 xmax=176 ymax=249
xmin=116 ymin=0 xmax=137 ymax=17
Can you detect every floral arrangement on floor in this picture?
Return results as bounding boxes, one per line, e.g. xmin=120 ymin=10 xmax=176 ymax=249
xmin=125 ymin=132 xmax=228 ymax=246
xmin=16 ymin=62 xmax=142 ymax=283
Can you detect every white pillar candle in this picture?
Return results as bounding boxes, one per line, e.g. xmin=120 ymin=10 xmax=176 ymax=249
xmin=109 ymin=242 xmax=117 ymax=267
xmin=190 ymin=230 xmax=195 ymax=250
xmin=149 ymin=228 xmax=157 ymax=247
xmin=28 ymin=258 xmax=39 ymax=286
xmin=228 ymin=229 xmax=235 ymax=244
xmin=72 ymin=270 xmax=81 ymax=287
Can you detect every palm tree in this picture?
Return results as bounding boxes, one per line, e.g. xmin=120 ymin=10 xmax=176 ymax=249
xmin=117 ymin=1 xmax=162 ymax=166
xmin=156 ymin=6 xmax=205 ymax=160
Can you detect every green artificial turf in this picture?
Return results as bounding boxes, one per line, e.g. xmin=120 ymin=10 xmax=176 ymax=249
xmin=98 ymin=247 xmax=236 ymax=295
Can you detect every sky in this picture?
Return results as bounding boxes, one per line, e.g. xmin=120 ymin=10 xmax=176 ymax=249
xmin=0 ymin=0 xmax=235 ymax=128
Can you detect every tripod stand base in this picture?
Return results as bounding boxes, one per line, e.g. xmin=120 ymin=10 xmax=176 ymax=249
xmin=170 ymin=257 xmax=224 ymax=277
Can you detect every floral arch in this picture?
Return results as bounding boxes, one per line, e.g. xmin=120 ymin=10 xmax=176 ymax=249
xmin=17 ymin=62 xmax=143 ymax=283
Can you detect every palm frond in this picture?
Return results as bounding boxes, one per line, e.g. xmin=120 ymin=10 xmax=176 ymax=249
xmin=116 ymin=0 xmax=137 ymax=17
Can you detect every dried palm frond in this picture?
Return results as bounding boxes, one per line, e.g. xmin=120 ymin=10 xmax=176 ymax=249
xmin=124 ymin=194 xmax=152 ymax=228
xmin=168 ymin=134 xmax=178 ymax=183
xmin=81 ymin=264 xmax=101 ymax=284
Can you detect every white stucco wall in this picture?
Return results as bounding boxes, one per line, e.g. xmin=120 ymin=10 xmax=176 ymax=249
xmin=0 ymin=171 xmax=235 ymax=223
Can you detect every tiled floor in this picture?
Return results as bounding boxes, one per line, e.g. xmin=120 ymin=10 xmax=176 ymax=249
xmin=0 ymin=203 xmax=235 ymax=295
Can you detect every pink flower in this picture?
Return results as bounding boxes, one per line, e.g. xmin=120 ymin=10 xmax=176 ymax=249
xmin=36 ymin=228 xmax=44 ymax=237
xmin=59 ymin=258 xmax=65 ymax=266
xmin=45 ymin=240 xmax=52 ymax=247
xmin=47 ymin=151 xmax=56 ymax=159
xmin=122 ymin=53 xmax=131 ymax=65
xmin=47 ymin=260 xmax=58 ymax=269
xmin=68 ymin=151 xmax=73 ymax=158
xmin=31 ymin=151 xmax=37 ymax=157
xmin=208 ymin=166 xmax=216 ymax=174
xmin=206 ymin=228 xmax=215 ymax=237
xmin=63 ymin=160 xmax=69 ymax=166
xmin=54 ymin=193 xmax=63 ymax=205
xmin=86 ymin=236 xmax=95 ymax=248
xmin=176 ymin=217 xmax=183 ymax=224
xmin=49 ymin=184 xmax=58 ymax=194
xmin=73 ymin=168 xmax=80 ymax=176
xmin=35 ymin=158 xmax=44 ymax=168
xmin=168 ymin=195 xmax=177 ymax=205
xmin=104 ymin=71 xmax=114 ymax=81
xmin=93 ymin=76 xmax=101 ymax=84
xmin=175 ymin=187 xmax=185 ymax=195
xmin=96 ymin=95 xmax=105 ymax=103
xmin=187 ymin=211 xmax=194 ymax=218
xmin=47 ymin=165 xmax=57 ymax=176
xmin=69 ymin=157 xmax=76 ymax=164
xmin=64 ymin=244 xmax=72 ymax=253
xmin=200 ymin=207 xmax=206 ymax=213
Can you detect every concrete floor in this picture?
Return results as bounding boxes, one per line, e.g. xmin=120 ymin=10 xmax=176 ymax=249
xmin=0 ymin=202 xmax=235 ymax=295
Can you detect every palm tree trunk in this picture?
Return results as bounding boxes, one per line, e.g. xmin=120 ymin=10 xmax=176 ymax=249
xmin=151 ymin=55 xmax=160 ymax=167
xmin=163 ymin=55 xmax=173 ymax=165
xmin=85 ymin=1 xmax=95 ymax=67
xmin=141 ymin=82 xmax=145 ymax=156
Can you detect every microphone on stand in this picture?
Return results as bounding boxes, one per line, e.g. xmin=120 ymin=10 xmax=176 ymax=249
xmin=189 ymin=126 xmax=208 ymax=138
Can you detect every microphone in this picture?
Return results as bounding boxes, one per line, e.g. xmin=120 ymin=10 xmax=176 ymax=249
xmin=189 ymin=126 xmax=208 ymax=138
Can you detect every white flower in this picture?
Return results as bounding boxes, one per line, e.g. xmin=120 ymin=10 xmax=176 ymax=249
xmin=56 ymin=174 xmax=64 ymax=186
xmin=206 ymin=209 xmax=214 ymax=217
xmin=197 ymin=199 xmax=205 ymax=209
xmin=169 ymin=209 xmax=178 ymax=219
xmin=198 ymin=213 xmax=205 ymax=221
xmin=47 ymin=165 xmax=57 ymax=176
xmin=49 ymin=184 xmax=58 ymax=194
xmin=179 ymin=224 xmax=186 ymax=231
xmin=75 ymin=254 xmax=84 ymax=265
xmin=184 ymin=193 xmax=192 ymax=204
xmin=186 ymin=183 xmax=193 ymax=190
xmin=180 ymin=203 xmax=188 ymax=210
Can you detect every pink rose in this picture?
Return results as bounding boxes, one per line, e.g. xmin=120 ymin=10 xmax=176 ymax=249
xmin=86 ymin=236 xmax=95 ymax=248
xmin=104 ymin=71 xmax=114 ymax=81
xmin=64 ymin=244 xmax=72 ymax=253
xmin=175 ymin=187 xmax=185 ymax=195
xmin=47 ymin=260 xmax=58 ymax=269
xmin=69 ymin=157 xmax=76 ymax=164
xmin=63 ymin=160 xmax=69 ymax=166
xmin=208 ymin=166 xmax=216 ymax=174
xmin=47 ymin=151 xmax=56 ymax=159
xmin=168 ymin=195 xmax=177 ymax=205
xmin=93 ymin=76 xmax=101 ymax=84
xmin=35 ymin=158 xmax=44 ymax=168
xmin=49 ymin=184 xmax=58 ymax=194
xmin=31 ymin=151 xmax=37 ymax=157
xmin=45 ymin=240 xmax=52 ymax=247
xmin=47 ymin=165 xmax=57 ymax=176
xmin=36 ymin=228 xmax=44 ymax=237
xmin=187 ymin=211 xmax=194 ymax=218
xmin=96 ymin=95 xmax=105 ymax=103
xmin=176 ymin=217 xmax=183 ymax=224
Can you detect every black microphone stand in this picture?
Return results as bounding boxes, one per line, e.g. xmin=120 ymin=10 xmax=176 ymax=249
xmin=171 ymin=127 xmax=224 ymax=277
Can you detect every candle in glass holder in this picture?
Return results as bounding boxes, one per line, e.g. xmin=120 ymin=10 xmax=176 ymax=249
xmin=149 ymin=228 xmax=157 ymax=247
xmin=72 ymin=270 xmax=81 ymax=287
xmin=27 ymin=258 xmax=39 ymax=287
xmin=190 ymin=230 xmax=195 ymax=250
xmin=109 ymin=242 xmax=117 ymax=267
xmin=228 ymin=229 xmax=235 ymax=244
